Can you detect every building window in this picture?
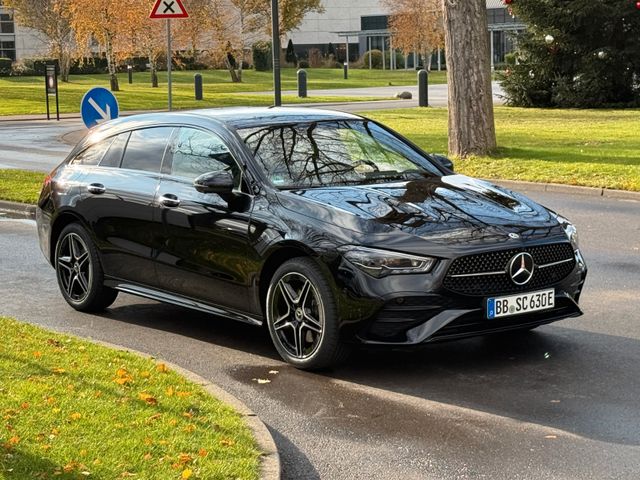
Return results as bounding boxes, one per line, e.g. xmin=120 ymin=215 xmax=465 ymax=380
xmin=361 ymin=15 xmax=388 ymax=31
xmin=0 ymin=13 xmax=14 ymax=34
xmin=487 ymin=8 xmax=518 ymax=25
xmin=0 ymin=40 xmax=15 ymax=60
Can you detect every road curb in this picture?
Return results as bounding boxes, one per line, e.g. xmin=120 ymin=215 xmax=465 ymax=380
xmin=0 ymin=200 xmax=36 ymax=218
xmin=493 ymin=179 xmax=640 ymax=201
xmin=90 ymin=339 xmax=281 ymax=480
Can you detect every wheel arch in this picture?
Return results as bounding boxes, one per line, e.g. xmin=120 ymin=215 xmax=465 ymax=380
xmin=258 ymin=242 xmax=319 ymax=314
xmin=49 ymin=211 xmax=88 ymax=262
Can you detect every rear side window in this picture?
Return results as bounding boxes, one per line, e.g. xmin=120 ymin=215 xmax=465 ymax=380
xmin=100 ymin=132 xmax=129 ymax=168
xmin=121 ymin=127 xmax=173 ymax=173
xmin=70 ymin=139 xmax=112 ymax=166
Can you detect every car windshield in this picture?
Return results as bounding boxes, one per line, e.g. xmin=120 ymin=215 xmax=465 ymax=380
xmin=238 ymin=120 xmax=441 ymax=189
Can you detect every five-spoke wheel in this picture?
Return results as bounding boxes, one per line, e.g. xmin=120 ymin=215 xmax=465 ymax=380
xmin=55 ymin=223 xmax=118 ymax=312
xmin=266 ymin=258 xmax=349 ymax=370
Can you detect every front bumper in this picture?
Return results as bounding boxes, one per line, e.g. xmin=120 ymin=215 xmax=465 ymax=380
xmin=336 ymin=248 xmax=588 ymax=345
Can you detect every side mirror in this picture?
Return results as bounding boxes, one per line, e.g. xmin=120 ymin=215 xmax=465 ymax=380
xmin=431 ymin=154 xmax=454 ymax=172
xmin=194 ymin=170 xmax=234 ymax=194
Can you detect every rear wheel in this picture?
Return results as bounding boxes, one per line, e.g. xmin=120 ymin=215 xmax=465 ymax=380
xmin=266 ymin=258 xmax=350 ymax=370
xmin=55 ymin=223 xmax=118 ymax=312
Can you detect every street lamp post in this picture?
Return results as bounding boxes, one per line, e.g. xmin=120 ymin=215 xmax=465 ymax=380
xmin=271 ymin=0 xmax=282 ymax=107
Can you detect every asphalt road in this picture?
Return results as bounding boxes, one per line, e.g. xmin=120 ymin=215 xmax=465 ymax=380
xmin=1 ymin=190 xmax=639 ymax=479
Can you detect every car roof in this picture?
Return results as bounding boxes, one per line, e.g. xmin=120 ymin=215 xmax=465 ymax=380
xmin=186 ymin=106 xmax=363 ymax=128
xmin=90 ymin=106 xmax=363 ymax=137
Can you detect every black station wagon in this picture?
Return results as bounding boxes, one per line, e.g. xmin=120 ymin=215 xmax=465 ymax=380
xmin=36 ymin=107 xmax=587 ymax=369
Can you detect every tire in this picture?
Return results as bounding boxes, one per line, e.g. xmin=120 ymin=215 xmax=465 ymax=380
xmin=54 ymin=223 xmax=118 ymax=312
xmin=266 ymin=257 xmax=351 ymax=370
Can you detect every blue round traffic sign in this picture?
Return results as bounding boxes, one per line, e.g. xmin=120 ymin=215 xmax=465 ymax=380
xmin=80 ymin=87 xmax=119 ymax=129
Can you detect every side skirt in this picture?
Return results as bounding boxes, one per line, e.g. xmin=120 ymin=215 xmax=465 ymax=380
xmin=104 ymin=280 xmax=263 ymax=327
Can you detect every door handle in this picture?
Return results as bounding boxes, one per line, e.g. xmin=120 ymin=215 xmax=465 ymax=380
xmin=87 ymin=183 xmax=106 ymax=194
xmin=159 ymin=194 xmax=181 ymax=208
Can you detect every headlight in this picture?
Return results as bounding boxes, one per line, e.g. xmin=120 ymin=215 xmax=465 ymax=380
xmin=556 ymin=214 xmax=579 ymax=249
xmin=338 ymin=246 xmax=436 ymax=278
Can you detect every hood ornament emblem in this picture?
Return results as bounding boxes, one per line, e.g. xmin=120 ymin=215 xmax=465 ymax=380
xmin=508 ymin=233 xmax=520 ymax=239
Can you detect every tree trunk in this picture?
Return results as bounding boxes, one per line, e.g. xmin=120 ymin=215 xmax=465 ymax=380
xmin=442 ymin=0 xmax=496 ymax=158
xmin=224 ymin=56 xmax=240 ymax=83
xmin=105 ymin=36 xmax=119 ymax=92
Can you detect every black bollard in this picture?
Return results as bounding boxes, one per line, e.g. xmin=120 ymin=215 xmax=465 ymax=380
xmin=194 ymin=73 xmax=203 ymax=100
xmin=343 ymin=62 xmax=348 ymax=80
xmin=127 ymin=65 xmax=133 ymax=84
xmin=418 ymin=69 xmax=428 ymax=107
xmin=297 ymin=69 xmax=307 ymax=98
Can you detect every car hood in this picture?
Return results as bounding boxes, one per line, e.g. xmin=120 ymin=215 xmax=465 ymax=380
xmin=277 ymin=175 xmax=567 ymax=254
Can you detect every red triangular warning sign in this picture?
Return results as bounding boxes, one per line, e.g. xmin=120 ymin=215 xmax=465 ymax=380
xmin=149 ymin=0 xmax=189 ymax=19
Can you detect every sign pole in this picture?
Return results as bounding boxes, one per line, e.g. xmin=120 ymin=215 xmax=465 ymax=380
xmin=149 ymin=0 xmax=187 ymax=111
xmin=167 ymin=18 xmax=172 ymax=111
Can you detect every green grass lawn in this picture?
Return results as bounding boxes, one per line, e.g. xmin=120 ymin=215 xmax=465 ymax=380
xmin=0 ymin=169 xmax=45 ymax=204
xmin=0 ymin=316 xmax=260 ymax=479
xmin=0 ymin=68 xmax=444 ymax=116
xmin=1 ymin=107 xmax=638 ymax=205
xmin=365 ymin=107 xmax=640 ymax=192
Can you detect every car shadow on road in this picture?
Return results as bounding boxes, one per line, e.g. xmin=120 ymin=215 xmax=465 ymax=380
xmin=99 ymin=300 xmax=640 ymax=448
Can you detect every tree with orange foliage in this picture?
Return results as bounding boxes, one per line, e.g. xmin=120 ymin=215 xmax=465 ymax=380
xmin=383 ymin=0 xmax=443 ymax=70
xmin=4 ymin=0 xmax=75 ymax=81
xmin=67 ymin=0 xmax=133 ymax=91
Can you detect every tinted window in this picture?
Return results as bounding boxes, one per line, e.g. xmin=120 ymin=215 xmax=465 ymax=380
xmin=71 ymin=139 xmax=113 ymax=166
xmin=100 ymin=132 xmax=129 ymax=168
xmin=169 ymin=128 xmax=237 ymax=180
xmin=240 ymin=120 xmax=439 ymax=188
xmin=121 ymin=127 xmax=173 ymax=173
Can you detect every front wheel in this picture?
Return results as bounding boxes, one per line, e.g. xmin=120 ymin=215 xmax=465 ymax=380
xmin=55 ymin=223 xmax=118 ymax=312
xmin=266 ymin=258 xmax=350 ymax=370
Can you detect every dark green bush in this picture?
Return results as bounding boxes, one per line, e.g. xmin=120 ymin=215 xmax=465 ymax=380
xmin=298 ymin=60 xmax=310 ymax=69
xmin=363 ymin=50 xmax=383 ymax=69
xmin=0 ymin=58 xmax=13 ymax=76
xmin=252 ymin=41 xmax=272 ymax=71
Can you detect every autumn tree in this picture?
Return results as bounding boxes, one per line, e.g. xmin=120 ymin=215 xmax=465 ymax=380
xmin=172 ymin=0 xmax=212 ymax=62
xmin=123 ymin=0 xmax=167 ymax=88
xmin=441 ymin=0 xmax=496 ymax=158
xmin=3 ymin=0 xmax=75 ymax=81
xmin=208 ymin=0 xmax=263 ymax=83
xmin=68 ymin=0 xmax=134 ymax=91
xmin=384 ymin=0 xmax=443 ymax=70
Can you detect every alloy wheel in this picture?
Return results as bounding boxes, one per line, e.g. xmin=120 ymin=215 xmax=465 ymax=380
xmin=56 ymin=232 xmax=92 ymax=303
xmin=269 ymin=272 xmax=325 ymax=359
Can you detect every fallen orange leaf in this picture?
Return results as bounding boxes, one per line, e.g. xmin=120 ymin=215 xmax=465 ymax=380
xmin=138 ymin=392 xmax=158 ymax=406
xmin=156 ymin=363 xmax=168 ymax=373
xmin=181 ymin=468 xmax=193 ymax=479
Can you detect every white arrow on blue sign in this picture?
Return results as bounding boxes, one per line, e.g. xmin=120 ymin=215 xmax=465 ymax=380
xmin=80 ymin=87 xmax=119 ymax=129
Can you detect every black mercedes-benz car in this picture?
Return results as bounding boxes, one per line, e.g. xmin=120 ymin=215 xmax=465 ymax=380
xmin=36 ymin=107 xmax=587 ymax=369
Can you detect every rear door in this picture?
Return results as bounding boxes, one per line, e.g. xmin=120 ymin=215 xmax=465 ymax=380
xmin=78 ymin=126 xmax=174 ymax=287
xmin=154 ymin=126 xmax=260 ymax=314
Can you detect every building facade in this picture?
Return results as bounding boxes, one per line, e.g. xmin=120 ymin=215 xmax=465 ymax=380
xmin=288 ymin=0 xmax=524 ymax=67
xmin=0 ymin=2 xmax=49 ymax=61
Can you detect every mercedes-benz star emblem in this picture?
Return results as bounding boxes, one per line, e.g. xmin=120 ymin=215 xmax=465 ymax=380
xmin=508 ymin=252 xmax=535 ymax=285
xmin=508 ymin=233 xmax=520 ymax=239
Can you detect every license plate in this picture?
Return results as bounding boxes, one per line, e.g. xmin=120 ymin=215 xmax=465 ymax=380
xmin=487 ymin=289 xmax=555 ymax=319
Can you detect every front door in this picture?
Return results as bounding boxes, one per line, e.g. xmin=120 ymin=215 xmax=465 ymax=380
xmin=154 ymin=126 xmax=260 ymax=315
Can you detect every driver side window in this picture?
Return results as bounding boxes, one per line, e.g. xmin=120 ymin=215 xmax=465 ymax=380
xmin=169 ymin=128 xmax=237 ymax=181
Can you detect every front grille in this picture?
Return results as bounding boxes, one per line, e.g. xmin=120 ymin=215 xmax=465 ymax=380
xmin=443 ymin=243 xmax=576 ymax=296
